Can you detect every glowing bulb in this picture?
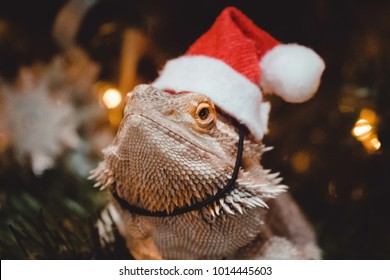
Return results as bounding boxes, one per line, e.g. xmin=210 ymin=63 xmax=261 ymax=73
xmin=352 ymin=119 xmax=372 ymax=138
xmin=369 ymin=137 xmax=381 ymax=151
xmin=291 ymin=151 xmax=310 ymax=173
xmin=352 ymin=108 xmax=381 ymax=154
xmin=102 ymin=88 xmax=122 ymax=109
xmin=360 ymin=109 xmax=377 ymax=124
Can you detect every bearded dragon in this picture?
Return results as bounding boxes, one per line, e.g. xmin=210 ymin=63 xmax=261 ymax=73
xmin=90 ymin=84 xmax=320 ymax=259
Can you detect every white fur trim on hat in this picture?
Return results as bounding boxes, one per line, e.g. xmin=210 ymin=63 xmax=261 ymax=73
xmin=259 ymin=44 xmax=325 ymax=103
xmin=152 ymin=55 xmax=270 ymax=140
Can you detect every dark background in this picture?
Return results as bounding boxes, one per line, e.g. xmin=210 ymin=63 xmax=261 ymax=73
xmin=0 ymin=0 xmax=389 ymax=259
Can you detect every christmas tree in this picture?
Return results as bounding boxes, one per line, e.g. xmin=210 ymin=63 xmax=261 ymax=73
xmin=1 ymin=0 xmax=389 ymax=259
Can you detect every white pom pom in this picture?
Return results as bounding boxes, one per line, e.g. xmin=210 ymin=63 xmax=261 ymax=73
xmin=259 ymin=44 xmax=325 ymax=103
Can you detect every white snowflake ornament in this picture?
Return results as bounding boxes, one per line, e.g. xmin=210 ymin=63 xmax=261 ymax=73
xmin=0 ymin=68 xmax=79 ymax=175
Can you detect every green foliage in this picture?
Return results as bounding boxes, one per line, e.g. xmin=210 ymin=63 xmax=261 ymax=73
xmin=0 ymin=161 xmax=132 ymax=259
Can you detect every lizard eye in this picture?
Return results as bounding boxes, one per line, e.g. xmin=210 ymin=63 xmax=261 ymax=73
xmin=198 ymin=107 xmax=209 ymax=120
xmin=195 ymin=102 xmax=216 ymax=129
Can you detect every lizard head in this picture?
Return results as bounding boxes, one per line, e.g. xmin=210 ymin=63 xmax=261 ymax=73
xmin=91 ymin=84 xmax=286 ymax=216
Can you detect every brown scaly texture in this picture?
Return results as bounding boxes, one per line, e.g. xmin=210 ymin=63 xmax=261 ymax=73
xmin=90 ymin=84 xmax=320 ymax=259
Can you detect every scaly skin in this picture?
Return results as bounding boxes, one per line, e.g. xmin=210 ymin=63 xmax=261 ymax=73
xmin=90 ymin=84 xmax=320 ymax=259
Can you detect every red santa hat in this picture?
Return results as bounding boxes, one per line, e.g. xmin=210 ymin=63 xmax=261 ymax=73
xmin=153 ymin=7 xmax=325 ymax=140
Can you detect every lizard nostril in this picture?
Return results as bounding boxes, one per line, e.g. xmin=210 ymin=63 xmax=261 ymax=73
xmin=166 ymin=109 xmax=176 ymax=116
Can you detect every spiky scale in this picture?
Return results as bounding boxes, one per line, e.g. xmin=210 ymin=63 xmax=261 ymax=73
xmin=89 ymin=85 xmax=319 ymax=260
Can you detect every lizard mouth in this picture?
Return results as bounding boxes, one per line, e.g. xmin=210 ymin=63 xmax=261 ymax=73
xmin=128 ymin=113 xmax=224 ymax=159
xmin=110 ymin=122 xmax=245 ymax=217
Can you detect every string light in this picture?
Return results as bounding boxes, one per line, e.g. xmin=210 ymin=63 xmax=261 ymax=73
xmin=94 ymin=82 xmax=125 ymax=128
xmin=352 ymin=119 xmax=372 ymax=140
xmin=291 ymin=151 xmax=310 ymax=173
xmin=102 ymin=88 xmax=122 ymax=109
xmin=351 ymin=108 xmax=381 ymax=153
xmin=369 ymin=137 xmax=381 ymax=150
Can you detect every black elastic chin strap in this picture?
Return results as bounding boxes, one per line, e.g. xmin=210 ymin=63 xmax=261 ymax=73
xmin=111 ymin=123 xmax=245 ymax=217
